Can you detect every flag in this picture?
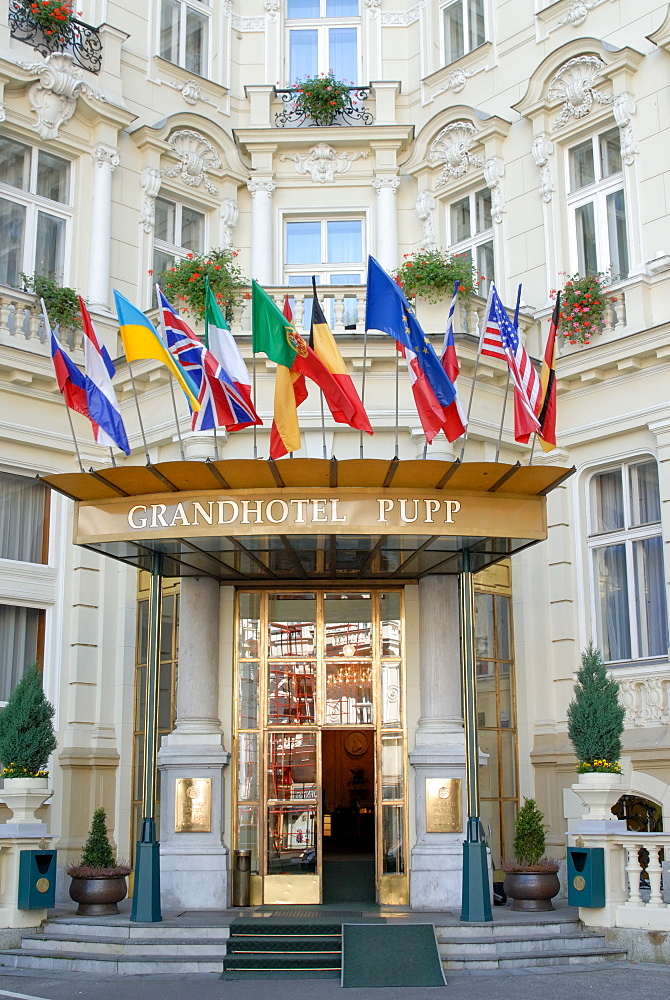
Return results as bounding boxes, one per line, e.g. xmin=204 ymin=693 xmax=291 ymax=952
xmin=46 ymin=301 xmax=90 ymax=419
xmin=114 ymin=290 xmax=201 ymax=411
xmin=251 ymin=280 xmax=357 ymax=457
xmin=269 ymin=296 xmax=308 ymax=458
xmin=479 ymin=283 xmax=506 ymax=361
xmin=489 ymin=285 xmax=541 ymax=442
xmin=439 ymin=280 xmax=467 ymax=442
xmin=204 ymin=283 xmax=258 ymax=430
xmin=537 ymin=292 xmax=560 ymax=452
xmin=365 ymin=256 xmax=457 ymax=438
xmin=310 ymin=279 xmax=372 ymax=435
xmin=157 ymin=287 xmax=260 ymax=433
xmin=80 ymin=297 xmax=130 ymax=455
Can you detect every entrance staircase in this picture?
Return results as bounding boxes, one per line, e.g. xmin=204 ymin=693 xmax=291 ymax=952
xmin=222 ymin=917 xmax=342 ymax=979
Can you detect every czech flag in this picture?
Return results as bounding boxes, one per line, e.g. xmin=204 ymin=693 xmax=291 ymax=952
xmin=80 ymin=297 xmax=130 ymax=454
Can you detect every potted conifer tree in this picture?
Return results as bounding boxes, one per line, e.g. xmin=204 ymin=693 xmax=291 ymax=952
xmin=502 ymin=797 xmax=560 ymax=911
xmin=67 ymin=807 xmax=131 ymax=915
xmin=0 ymin=664 xmax=56 ymax=824
xmin=568 ymin=642 xmax=626 ymax=820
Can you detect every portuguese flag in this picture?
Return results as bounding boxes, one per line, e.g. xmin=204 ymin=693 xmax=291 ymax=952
xmin=251 ymin=280 xmax=356 ymax=458
xmin=310 ymin=280 xmax=372 ymax=435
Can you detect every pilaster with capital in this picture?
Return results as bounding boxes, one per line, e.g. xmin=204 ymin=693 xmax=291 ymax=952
xmin=372 ymin=176 xmax=400 ymax=273
xmin=247 ymin=178 xmax=276 ymax=284
xmin=87 ymin=143 xmax=119 ymax=311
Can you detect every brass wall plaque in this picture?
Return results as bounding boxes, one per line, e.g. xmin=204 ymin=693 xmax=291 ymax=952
xmin=425 ymin=778 xmax=462 ymax=833
xmin=175 ymin=778 xmax=212 ymax=833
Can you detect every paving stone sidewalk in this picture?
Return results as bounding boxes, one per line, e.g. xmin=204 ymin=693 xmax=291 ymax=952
xmin=0 ymin=961 xmax=668 ymax=1000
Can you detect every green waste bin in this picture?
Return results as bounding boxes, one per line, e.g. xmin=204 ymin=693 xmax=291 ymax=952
xmin=567 ymin=846 xmax=605 ymax=907
xmin=18 ymin=850 xmax=57 ymax=909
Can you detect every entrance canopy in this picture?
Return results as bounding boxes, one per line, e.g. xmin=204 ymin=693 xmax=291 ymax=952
xmin=42 ymin=458 xmax=573 ymax=582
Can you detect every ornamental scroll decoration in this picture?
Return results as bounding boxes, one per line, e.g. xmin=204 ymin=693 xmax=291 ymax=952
xmin=22 ymin=52 xmax=88 ymax=140
xmin=619 ymin=675 xmax=670 ymax=728
xmin=557 ymin=0 xmax=598 ymax=27
xmin=161 ymin=130 xmax=221 ymax=195
xmin=281 ymin=143 xmax=368 ymax=183
xmin=531 ymin=134 xmax=555 ymax=203
xmin=547 ymin=55 xmax=614 ymax=130
xmin=220 ymin=199 xmax=239 ymax=249
xmin=429 ymin=122 xmax=485 ymax=184
xmin=613 ymin=93 xmax=638 ymax=165
xmin=484 ymin=157 xmax=505 ymax=223
xmin=415 ymin=191 xmax=437 ymax=250
xmin=140 ymin=167 xmax=162 ymax=233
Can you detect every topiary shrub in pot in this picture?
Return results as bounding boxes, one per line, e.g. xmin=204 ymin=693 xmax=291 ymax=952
xmin=66 ymin=807 xmax=130 ymax=915
xmin=0 ymin=663 xmax=57 ymax=824
xmin=502 ymin=797 xmax=560 ymax=911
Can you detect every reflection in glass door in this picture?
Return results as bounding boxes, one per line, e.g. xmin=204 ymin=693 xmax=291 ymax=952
xmin=234 ymin=589 xmax=407 ymax=905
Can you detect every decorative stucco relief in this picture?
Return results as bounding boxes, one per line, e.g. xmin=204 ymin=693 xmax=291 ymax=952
xmin=220 ymin=199 xmax=239 ymax=249
xmin=247 ymin=178 xmax=276 ymax=197
xmin=429 ymin=122 xmax=485 ymax=183
xmin=372 ymin=176 xmax=400 ymax=195
xmin=365 ymin=0 xmax=382 ymax=14
xmin=415 ymin=191 xmax=437 ymax=250
xmin=380 ymin=1 xmax=425 ymax=27
xmin=613 ymin=93 xmax=638 ymax=165
xmin=531 ymin=134 xmax=555 ymax=203
xmin=557 ymin=0 xmax=597 ymax=27
xmin=140 ymin=167 xmax=162 ymax=233
xmin=547 ymin=55 xmax=613 ymax=130
xmin=484 ymin=157 xmax=505 ymax=223
xmin=161 ymin=130 xmax=221 ymax=195
xmin=281 ymin=143 xmax=368 ymax=184
xmin=22 ymin=52 xmax=85 ymax=140
xmin=619 ymin=675 xmax=670 ymax=728
xmin=166 ymin=78 xmax=216 ymax=108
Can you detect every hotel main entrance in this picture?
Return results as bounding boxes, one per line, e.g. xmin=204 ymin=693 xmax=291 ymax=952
xmin=234 ymin=589 xmax=408 ymax=905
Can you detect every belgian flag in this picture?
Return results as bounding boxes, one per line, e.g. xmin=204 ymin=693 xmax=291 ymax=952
xmin=537 ymin=292 xmax=560 ymax=452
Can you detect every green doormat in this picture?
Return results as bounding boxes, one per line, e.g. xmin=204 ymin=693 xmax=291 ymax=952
xmin=341 ymin=923 xmax=446 ymax=988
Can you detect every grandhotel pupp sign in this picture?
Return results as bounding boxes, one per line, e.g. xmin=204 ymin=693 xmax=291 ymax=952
xmin=74 ymin=488 xmax=547 ymax=543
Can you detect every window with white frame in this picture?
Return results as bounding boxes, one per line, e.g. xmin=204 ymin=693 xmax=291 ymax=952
xmin=0 ymin=604 xmax=45 ymax=703
xmin=588 ymin=459 xmax=668 ymax=663
xmin=159 ymin=0 xmax=210 ymax=77
xmin=448 ymin=187 xmax=494 ymax=295
xmin=287 ymin=0 xmax=360 ymax=85
xmin=153 ymin=195 xmax=206 ymax=280
xmin=284 ymin=217 xmax=364 ymax=328
xmin=441 ymin=0 xmax=486 ymax=66
xmin=0 ymin=136 xmax=71 ymax=289
xmin=567 ymin=127 xmax=629 ymax=281
xmin=0 ymin=471 xmax=49 ymax=564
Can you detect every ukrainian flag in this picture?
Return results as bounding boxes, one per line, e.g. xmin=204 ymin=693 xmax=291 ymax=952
xmin=114 ymin=291 xmax=201 ymax=411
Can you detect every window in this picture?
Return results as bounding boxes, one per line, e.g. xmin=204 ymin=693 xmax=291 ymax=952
xmin=153 ymin=196 xmax=205 ymax=279
xmin=448 ymin=187 xmax=494 ymax=295
xmin=0 ymin=471 xmax=49 ymax=564
xmin=568 ymin=127 xmax=628 ymax=281
xmin=0 ymin=605 xmax=45 ymax=703
xmin=589 ymin=459 xmax=668 ymax=662
xmin=159 ymin=0 xmax=210 ymax=77
xmin=0 ymin=136 xmax=71 ymax=288
xmin=441 ymin=0 xmax=486 ymax=65
xmin=284 ymin=217 xmax=364 ymax=328
xmin=287 ymin=0 xmax=360 ymax=84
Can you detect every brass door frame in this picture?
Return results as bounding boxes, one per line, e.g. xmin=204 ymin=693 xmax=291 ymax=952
xmin=233 ymin=587 xmax=408 ymax=905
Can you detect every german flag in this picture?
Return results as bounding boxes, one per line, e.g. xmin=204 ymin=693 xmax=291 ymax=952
xmin=538 ymin=292 xmax=559 ymax=451
xmin=309 ymin=279 xmax=372 ymax=435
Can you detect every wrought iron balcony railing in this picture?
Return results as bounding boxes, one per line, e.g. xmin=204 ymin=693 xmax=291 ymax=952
xmin=9 ymin=0 xmax=103 ymax=74
xmin=275 ymin=87 xmax=373 ymax=127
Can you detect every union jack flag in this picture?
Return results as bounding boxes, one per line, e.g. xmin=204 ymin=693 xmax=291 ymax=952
xmin=157 ymin=289 xmax=260 ymax=433
xmin=489 ymin=285 xmax=541 ymax=442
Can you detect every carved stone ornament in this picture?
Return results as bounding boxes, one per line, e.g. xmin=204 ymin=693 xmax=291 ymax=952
xmin=166 ymin=78 xmax=215 ymax=107
xmin=23 ymin=52 xmax=85 ymax=140
xmin=429 ymin=122 xmax=485 ymax=183
xmin=547 ymin=55 xmax=614 ymax=130
xmin=557 ymin=0 xmax=597 ymax=27
xmin=484 ymin=157 xmax=505 ymax=223
xmin=220 ymin=199 xmax=239 ymax=249
xmin=619 ymin=674 xmax=670 ymax=728
xmin=91 ymin=144 xmax=119 ymax=170
xmin=435 ymin=68 xmax=473 ymax=97
xmin=140 ymin=167 xmax=162 ymax=234
xmin=531 ymin=134 xmax=555 ymax=203
xmin=372 ymin=176 xmax=400 ymax=195
xmin=281 ymin=143 xmax=368 ymax=184
xmin=265 ymin=0 xmax=280 ymax=16
xmin=613 ymin=92 xmax=638 ymax=165
xmin=415 ymin=190 xmax=437 ymax=250
xmin=161 ymin=130 xmax=221 ymax=195
xmin=247 ymin=178 xmax=276 ymax=197
xmin=231 ymin=15 xmax=266 ymax=30
xmin=366 ymin=0 xmax=382 ymax=14
xmin=380 ymin=0 xmax=425 ymax=26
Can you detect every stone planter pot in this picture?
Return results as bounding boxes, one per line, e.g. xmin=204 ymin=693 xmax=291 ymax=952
xmin=503 ymin=871 xmax=560 ymax=911
xmin=572 ymin=772 xmax=626 ymax=821
xmin=0 ymin=777 xmax=53 ymax=824
xmin=69 ymin=875 xmax=128 ymax=916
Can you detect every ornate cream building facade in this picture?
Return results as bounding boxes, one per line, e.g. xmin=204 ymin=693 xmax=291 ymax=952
xmin=1 ymin=0 xmax=670 ymax=914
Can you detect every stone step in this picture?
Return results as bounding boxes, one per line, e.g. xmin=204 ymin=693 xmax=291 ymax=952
xmin=40 ymin=919 xmax=230 ymax=941
xmin=20 ymin=933 xmax=227 ymax=958
xmin=435 ymin=919 xmax=583 ymax=941
xmin=0 ymin=949 xmax=225 ymax=975
xmin=438 ymin=932 xmax=607 ymax=958
xmin=443 ymin=947 xmax=628 ymax=971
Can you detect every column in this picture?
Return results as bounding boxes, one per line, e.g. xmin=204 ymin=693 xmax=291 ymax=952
xmin=247 ymin=178 xmax=275 ymax=284
xmin=409 ymin=575 xmax=469 ymax=909
xmin=158 ymin=577 xmax=231 ymax=909
xmin=373 ymin=176 xmax=400 ymax=273
xmin=87 ymin=144 xmax=119 ymax=312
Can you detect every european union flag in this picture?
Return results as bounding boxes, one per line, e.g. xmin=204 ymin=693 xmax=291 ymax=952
xmin=365 ymin=255 xmax=456 ymax=409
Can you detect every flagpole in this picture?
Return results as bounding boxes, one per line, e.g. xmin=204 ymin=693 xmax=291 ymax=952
xmin=459 ymin=284 xmax=494 ymax=462
xmin=155 ymin=283 xmax=186 ymax=462
xmin=359 ymin=323 xmax=369 ymax=460
xmin=108 ymin=447 xmax=116 ymax=468
xmin=127 ymin=362 xmax=151 ymax=464
xmin=394 ymin=347 xmax=400 ymax=459
xmin=64 ymin=403 xmax=85 ymax=473
xmin=203 ymin=276 xmax=221 ymax=462
xmin=494 ymin=285 xmax=521 ymax=463
xmin=320 ymin=392 xmax=327 ymax=460
xmin=528 ymin=434 xmax=538 ymax=465
xmin=252 ymin=348 xmax=258 ymax=460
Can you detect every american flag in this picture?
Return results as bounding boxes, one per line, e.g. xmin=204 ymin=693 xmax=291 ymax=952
xmin=479 ymin=284 xmax=507 ymax=361
xmin=158 ymin=289 xmax=258 ymax=432
xmin=489 ymin=285 xmax=541 ymax=440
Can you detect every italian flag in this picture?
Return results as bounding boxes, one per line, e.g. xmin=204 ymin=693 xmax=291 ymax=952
xmin=251 ymin=280 xmax=357 ymax=458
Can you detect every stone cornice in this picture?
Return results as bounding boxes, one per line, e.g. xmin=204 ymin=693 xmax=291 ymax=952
xmin=233 ymin=124 xmax=414 ymax=157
